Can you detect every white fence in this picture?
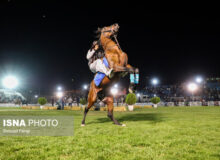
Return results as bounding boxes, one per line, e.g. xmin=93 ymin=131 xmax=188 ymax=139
xmin=0 ymin=103 xmax=20 ymax=107
xmin=188 ymin=102 xmax=202 ymax=106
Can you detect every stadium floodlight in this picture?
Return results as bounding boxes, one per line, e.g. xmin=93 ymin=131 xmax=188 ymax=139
xmin=2 ymin=76 xmax=18 ymax=89
xmin=57 ymin=86 xmax=62 ymax=91
xmin=111 ymin=87 xmax=118 ymax=96
xmin=83 ymin=84 xmax=88 ymax=90
xmin=195 ymin=77 xmax=203 ymax=84
xmin=152 ymin=78 xmax=159 ymax=86
xmin=56 ymin=92 xmax=63 ymax=98
xmin=187 ymin=83 xmax=198 ymax=92
xmin=35 ymin=95 xmax=38 ymax=98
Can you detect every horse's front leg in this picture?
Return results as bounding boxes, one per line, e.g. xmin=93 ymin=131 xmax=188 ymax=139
xmin=112 ymin=64 xmax=138 ymax=74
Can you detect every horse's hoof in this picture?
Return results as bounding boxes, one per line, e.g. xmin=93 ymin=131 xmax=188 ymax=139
xmin=122 ymin=124 xmax=126 ymax=127
xmin=81 ymin=124 xmax=85 ymax=127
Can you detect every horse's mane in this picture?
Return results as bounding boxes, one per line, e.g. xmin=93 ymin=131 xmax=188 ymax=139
xmin=94 ymin=27 xmax=102 ymax=39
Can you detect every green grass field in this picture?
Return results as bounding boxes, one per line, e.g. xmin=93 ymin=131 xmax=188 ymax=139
xmin=0 ymin=107 xmax=220 ymax=160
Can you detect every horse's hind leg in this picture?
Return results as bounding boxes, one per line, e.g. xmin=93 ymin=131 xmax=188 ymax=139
xmin=103 ymin=96 xmax=123 ymax=126
xmin=81 ymin=82 xmax=98 ymax=126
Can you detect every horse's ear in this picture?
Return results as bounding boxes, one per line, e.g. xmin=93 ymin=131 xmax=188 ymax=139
xmin=95 ymin=27 xmax=101 ymax=34
xmin=113 ymin=23 xmax=119 ymax=27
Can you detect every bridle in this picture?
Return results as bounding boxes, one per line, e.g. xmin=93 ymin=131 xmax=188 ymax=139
xmin=100 ymin=27 xmax=122 ymax=52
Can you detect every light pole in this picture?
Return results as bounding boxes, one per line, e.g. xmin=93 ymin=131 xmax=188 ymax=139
xmin=195 ymin=76 xmax=204 ymax=99
xmin=82 ymin=84 xmax=88 ymax=99
xmin=137 ymin=93 xmax=140 ymax=102
xmin=151 ymin=78 xmax=159 ymax=97
xmin=187 ymin=83 xmax=198 ymax=102
xmin=111 ymin=86 xmax=118 ymax=106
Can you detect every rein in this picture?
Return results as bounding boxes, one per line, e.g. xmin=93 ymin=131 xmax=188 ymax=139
xmin=113 ymin=34 xmax=122 ymax=51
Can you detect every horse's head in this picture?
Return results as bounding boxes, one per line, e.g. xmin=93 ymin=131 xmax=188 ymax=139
xmin=97 ymin=23 xmax=119 ymax=38
xmin=110 ymin=23 xmax=119 ymax=34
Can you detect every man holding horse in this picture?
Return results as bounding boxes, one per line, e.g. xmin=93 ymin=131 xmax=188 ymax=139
xmin=86 ymin=40 xmax=114 ymax=78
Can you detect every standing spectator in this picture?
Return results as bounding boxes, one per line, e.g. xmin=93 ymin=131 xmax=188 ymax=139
xmin=67 ymin=97 xmax=73 ymax=107
xmin=116 ymin=98 xmax=119 ymax=106
xmin=57 ymin=98 xmax=62 ymax=110
xmin=61 ymin=98 xmax=65 ymax=110
xmin=51 ymin=98 xmax=54 ymax=106
xmin=76 ymin=96 xmax=80 ymax=106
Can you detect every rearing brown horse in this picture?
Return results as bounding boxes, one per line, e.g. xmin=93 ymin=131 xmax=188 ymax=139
xmin=81 ymin=23 xmax=139 ymax=126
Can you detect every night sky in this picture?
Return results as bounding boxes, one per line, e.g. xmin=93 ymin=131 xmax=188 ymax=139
xmin=0 ymin=1 xmax=220 ymax=94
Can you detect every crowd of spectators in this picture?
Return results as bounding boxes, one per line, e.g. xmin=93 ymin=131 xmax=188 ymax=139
xmin=141 ymin=84 xmax=220 ymax=102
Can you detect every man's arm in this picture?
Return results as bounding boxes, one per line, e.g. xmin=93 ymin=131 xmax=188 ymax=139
xmin=86 ymin=49 xmax=95 ymax=60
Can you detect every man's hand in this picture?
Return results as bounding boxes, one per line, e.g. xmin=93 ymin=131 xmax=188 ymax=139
xmin=94 ymin=45 xmax=99 ymax=50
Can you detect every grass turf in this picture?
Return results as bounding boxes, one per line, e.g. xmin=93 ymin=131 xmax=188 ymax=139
xmin=0 ymin=106 xmax=220 ymax=160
